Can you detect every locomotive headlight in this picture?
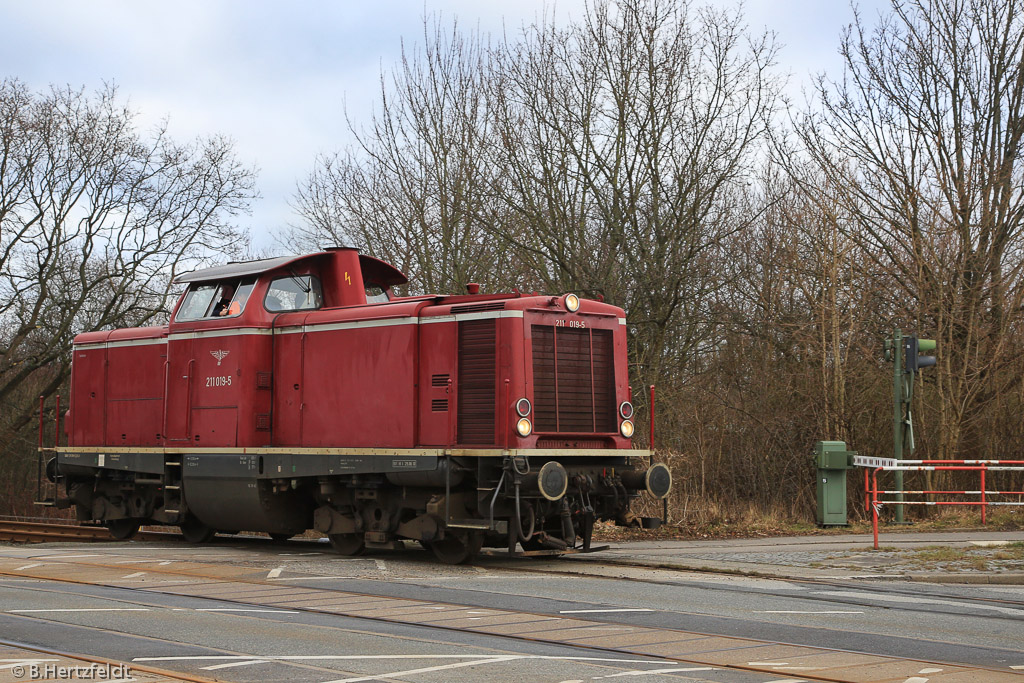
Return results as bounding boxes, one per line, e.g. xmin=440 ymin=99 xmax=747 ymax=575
xmin=516 ymin=398 xmax=532 ymax=417
xmin=619 ymin=401 xmax=634 ymax=419
xmin=564 ymin=293 xmax=580 ymax=312
xmin=516 ymin=417 xmax=533 ymax=437
xmin=620 ymin=420 xmax=634 ymax=438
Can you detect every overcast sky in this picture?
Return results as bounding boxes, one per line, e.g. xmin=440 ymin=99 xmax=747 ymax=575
xmin=1 ymin=0 xmax=889 ymax=253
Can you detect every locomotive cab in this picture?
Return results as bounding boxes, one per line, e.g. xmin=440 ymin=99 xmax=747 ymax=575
xmin=55 ymin=248 xmax=670 ymax=560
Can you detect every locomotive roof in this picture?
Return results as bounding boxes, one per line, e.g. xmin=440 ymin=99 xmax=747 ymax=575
xmin=172 ymin=250 xmax=409 ymax=288
xmin=173 ymin=253 xmax=323 ymax=284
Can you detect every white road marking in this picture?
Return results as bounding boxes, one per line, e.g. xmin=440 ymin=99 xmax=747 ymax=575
xmin=0 ymin=660 xmax=59 ymax=671
xmin=157 ymin=561 xmax=174 ymax=565
xmin=918 ymin=669 xmax=943 ymax=674
xmin=903 ymin=678 xmax=929 ymax=683
xmin=756 ymin=611 xmax=864 ymax=614
xmin=1011 ymin=665 xmax=1024 ymax=670
xmin=749 ymin=662 xmax=790 ymax=666
xmin=167 ymin=608 xmax=298 ymax=613
xmin=374 ymin=559 xmax=388 ymax=572
xmin=266 ymin=567 xmax=283 ymax=579
xmin=594 ymin=667 xmax=715 ymax=679
xmin=321 ymin=656 xmax=522 ymax=682
xmin=196 ymin=608 xmax=300 ymax=613
xmin=9 ymin=608 xmax=150 ymax=613
xmin=762 ymin=679 xmax=808 ymax=683
xmin=121 ymin=572 xmax=146 ymax=579
xmin=269 ymin=575 xmax=353 ymax=581
xmin=813 ymin=591 xmax=1023 ymax=616
xmin=35 ymin=554 xmax=104 ymax=559
xmin=560 ymin=609 xmax=654 ymax=614
xmin=201 ymin=659 xmax=271 ymax=670
xmin=115 ymin=559 xmax=159 ymax=564
xmin=14 ymin=564 xmax=43 ymax=570
xmin=134 ymin=655 xmax=661 ymax=664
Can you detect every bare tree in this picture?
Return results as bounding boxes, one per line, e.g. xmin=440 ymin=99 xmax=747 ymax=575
xmin=0 ymin=80 xmax=257 ymax=459
xmin=792 ymin=0 xmax=1024 ymax=461
xmin=291 ymin=21 xmax=511 ymax=294
xmin=293 ymin=0 xmax=779 ymax=385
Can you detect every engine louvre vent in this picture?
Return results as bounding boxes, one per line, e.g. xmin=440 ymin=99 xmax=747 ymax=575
xmin=532 ymin=326 xmax=615 ymax=433
xmin=431 ymin=398 xmax=449 ymax=412
xmin=431 ymin=373 xmax=451 ymax=387
xmin=451 ymin=301 xmax=505 ymax=314
xmin=457 ymin=319 xmax=496 ymax=444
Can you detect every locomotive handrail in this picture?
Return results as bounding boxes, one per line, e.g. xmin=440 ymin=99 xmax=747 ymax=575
xmin=488 ymin=468 xmax=508 ymax=534
xmin=183 ymin=358 xmax=195 ymax=440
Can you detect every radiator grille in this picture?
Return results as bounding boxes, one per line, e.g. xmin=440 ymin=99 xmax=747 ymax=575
xmin=457 ymin=319 xmax=496 ymax=444
xmin=532 ymin=326 xmax=616 ymax=433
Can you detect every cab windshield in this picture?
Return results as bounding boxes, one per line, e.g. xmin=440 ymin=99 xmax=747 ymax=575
xmin=264 ymin=274 xmax=323 ymax=312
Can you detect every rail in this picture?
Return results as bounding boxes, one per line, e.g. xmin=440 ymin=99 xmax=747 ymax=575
xmin=856 ymin=458 xmax=1024 ymax=549
xmin=0 ymin=520 xmax=170 ymax=544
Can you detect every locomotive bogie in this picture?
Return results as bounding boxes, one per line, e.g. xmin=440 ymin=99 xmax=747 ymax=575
xmin=53 ymin=248 xmax=668 ymax=562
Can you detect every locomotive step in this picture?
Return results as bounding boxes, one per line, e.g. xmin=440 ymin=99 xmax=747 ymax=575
xmin=445 ymin=519 xmax=492 ymax=529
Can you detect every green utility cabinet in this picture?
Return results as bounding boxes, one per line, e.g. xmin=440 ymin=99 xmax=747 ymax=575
xmin=815 ymin=441 xmax=857 ymax=526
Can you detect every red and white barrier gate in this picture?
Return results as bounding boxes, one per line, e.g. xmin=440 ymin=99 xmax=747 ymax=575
xmin=853 ymin=456 xmax=1024 ymax=549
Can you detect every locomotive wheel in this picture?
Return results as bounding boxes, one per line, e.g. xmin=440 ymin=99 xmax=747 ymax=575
xmin=328 ymin=532 xmax=365 ymax=556
xmin=269 ymin=532 xmax=294 ymax=543
xmin=180 ymin=518 xmax=216 ymax=544
xmin=106 ymin=519 xmax=141 ymax=540
xmin=430 ymin=531 xmax=483 ymax=565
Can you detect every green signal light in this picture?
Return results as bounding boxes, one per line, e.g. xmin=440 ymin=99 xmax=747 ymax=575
xmin=903 ymin=335 xmax=937 ymax=372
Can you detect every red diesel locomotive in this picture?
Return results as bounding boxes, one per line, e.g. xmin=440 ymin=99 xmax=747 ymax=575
xmin=52 ymin=248 xmax=670 ymax=562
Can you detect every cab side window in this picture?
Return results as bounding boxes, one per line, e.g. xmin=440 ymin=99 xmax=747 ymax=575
xmin=176 ymin=284 xmax=217 ymax=321
xmin=175 ymin=278 xmax=256 ymax=321
xmin=365 ymin=282 xmax=390 ymax=304
xmin=264 ymin=275 xmax=323 ymax=312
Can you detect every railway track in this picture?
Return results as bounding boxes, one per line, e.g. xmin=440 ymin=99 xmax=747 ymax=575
xmin=0 ymin=637 xmax=216 ymax=683
xmin=1 ymin=548 xmax=1019 ymax=682
xmin=9 ymin=522 xmax=1021 ymax=617
xmin=0 ymin=520 xmax=169 ymax=544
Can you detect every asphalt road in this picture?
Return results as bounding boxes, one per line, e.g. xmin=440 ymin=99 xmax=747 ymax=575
xmin=0 ymin=538 xmax=1021 ymax=682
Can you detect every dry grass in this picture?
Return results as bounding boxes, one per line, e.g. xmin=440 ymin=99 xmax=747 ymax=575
xmin=913 ymin=546 xmax=969 ymax=563
xmin=601 ymin=492 xmax=1024 ymax=541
